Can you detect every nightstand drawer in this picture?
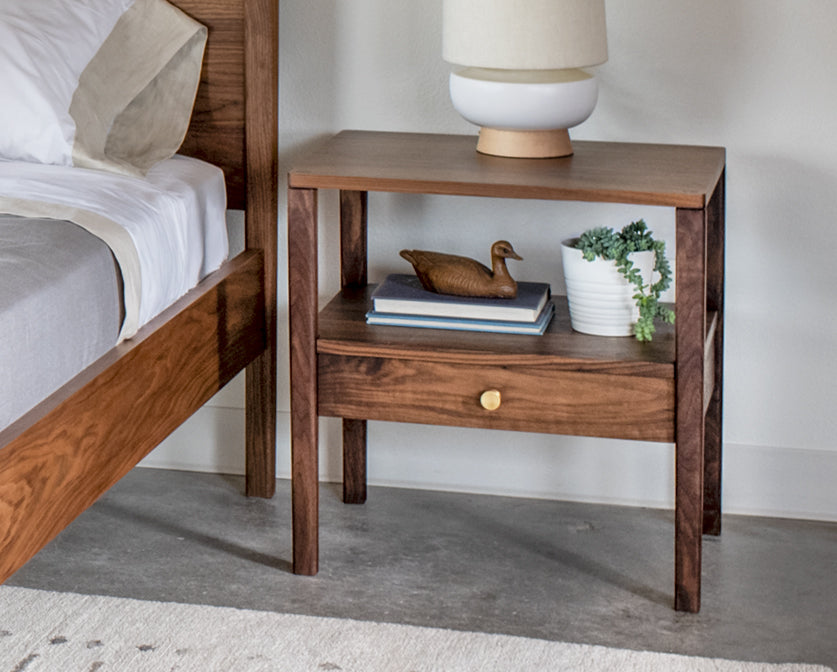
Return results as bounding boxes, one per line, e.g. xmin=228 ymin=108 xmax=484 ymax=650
xmin=318 ymin=353 xmax=675 ymax=442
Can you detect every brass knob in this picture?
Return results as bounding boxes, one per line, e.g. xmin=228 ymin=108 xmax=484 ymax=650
xmin=480 ymin=389 xmax=502 ymax=411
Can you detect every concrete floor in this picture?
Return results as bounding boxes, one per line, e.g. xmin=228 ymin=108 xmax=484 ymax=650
xmin=8 ymin=468 xmax=836 ymax=669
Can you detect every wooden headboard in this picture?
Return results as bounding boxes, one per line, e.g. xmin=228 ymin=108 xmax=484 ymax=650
xmin=171 ymin=0 xmax=278 ymax=214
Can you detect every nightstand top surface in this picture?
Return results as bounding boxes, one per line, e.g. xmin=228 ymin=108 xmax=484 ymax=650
xmin=289 ymin=130 xmax=725 ymax=209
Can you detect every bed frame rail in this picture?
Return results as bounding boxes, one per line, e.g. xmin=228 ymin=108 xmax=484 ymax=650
xmin=0 ymin=252 xmax=265 ymax=582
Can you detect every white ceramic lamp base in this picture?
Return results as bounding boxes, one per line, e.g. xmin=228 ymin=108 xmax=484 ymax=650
xmin=449 ymin=68 xmax=599 ymax=159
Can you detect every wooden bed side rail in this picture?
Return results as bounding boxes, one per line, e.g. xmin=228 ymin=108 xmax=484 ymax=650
xmin=0 ymin=252 xmax=265 ymax=583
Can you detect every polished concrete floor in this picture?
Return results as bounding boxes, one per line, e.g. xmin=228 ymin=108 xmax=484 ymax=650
xmin=8 ymin=468 xmax=836 ymax=669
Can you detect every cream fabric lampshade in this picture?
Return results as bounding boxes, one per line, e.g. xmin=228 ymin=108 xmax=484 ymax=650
xmin=442 ymin=0 xmax=608 ymax=70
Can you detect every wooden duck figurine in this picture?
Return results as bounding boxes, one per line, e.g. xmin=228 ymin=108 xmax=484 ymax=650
xmin=399 ymin=240 xmax=522 ymax=298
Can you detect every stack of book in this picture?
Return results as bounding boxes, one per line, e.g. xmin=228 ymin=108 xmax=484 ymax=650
xmin=365 ymin=274 xmax=554 ymax=335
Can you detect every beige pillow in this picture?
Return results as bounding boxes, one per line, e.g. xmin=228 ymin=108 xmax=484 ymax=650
xmin=69 ymin=0 xmax=207 ymax=176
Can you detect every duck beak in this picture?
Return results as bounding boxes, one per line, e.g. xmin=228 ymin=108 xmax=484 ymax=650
xmin=510 ymin=251 xmax=523 ymax=261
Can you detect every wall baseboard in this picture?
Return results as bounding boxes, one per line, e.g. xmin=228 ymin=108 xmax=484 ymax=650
xmin=141 ymin=408 xmax=837 ymax=523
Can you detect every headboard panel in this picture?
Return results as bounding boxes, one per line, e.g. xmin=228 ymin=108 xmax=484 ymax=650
xmin=171 ymin=0 xmax=277 ymax=212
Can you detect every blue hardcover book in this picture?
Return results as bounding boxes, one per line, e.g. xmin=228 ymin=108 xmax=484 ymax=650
xmin=366 ymin=302 xmax=555 ymax=336
xmin=371 ymin=274 xmax=550 ymax=323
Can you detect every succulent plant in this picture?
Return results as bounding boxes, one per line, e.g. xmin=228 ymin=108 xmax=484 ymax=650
xmin=574 ymin=219 xmax=674 ymax=341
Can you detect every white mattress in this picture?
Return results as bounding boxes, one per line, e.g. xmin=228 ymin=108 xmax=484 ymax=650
xmin=0 ymin=154 xmax=229 ymax=340
xmin=0 ymin=155 xmax=229 ymax=431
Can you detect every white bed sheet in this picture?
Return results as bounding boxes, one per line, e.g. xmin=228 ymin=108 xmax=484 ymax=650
xmin=0 ymin=155 xmax=228 ymax=340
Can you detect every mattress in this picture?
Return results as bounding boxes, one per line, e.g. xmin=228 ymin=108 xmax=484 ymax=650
xmin=0 ymin=156 xmax=228 ymax=431
xmin=0 ymin=216 xmax=121 ymax=430
xmin=0 ymin=155 xmax=229 ymax=340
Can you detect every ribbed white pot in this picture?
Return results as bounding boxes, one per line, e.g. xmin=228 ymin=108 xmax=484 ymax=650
xmin=561 ymin=239 xmax=656 ymax=337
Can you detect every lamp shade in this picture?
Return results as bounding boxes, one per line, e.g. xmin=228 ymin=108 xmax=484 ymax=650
xmin=443 ymin=0 xmax=608 ymax=70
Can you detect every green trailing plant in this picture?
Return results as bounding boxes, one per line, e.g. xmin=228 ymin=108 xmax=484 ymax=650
xmin=574 ymin=219 xmax=674 ymax=341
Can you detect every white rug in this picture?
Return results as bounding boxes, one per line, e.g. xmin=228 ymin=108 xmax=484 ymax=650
xmin=0 ymin=586 xmax=830 ymax=672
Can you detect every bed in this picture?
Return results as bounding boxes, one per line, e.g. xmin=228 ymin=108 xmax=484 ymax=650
xmin=0 ymin=0 xmax=278 ymax=583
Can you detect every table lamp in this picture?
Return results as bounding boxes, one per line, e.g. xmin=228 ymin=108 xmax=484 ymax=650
xmin=443 ymin=0 xmax=608 ymax=158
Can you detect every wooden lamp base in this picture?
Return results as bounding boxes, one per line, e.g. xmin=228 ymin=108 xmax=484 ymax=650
xmin=476 ymin=128 xmax=574 ymax=159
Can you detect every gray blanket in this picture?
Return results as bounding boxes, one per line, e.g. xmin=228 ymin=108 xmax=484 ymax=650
xmin=0 ymin=216 xmax=121 ymax=430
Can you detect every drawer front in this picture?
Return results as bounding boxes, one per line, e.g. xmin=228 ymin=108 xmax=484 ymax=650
xmin=318 ymin=354 xmax=675 ymax=442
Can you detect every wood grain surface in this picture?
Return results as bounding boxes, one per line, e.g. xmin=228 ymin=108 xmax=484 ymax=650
xmin=288 ymin=187 xmax=320 ymax=575
xmin=319 ymin=290 xmax=676 ymax=374
xmin=242 ymin=0 xmax=279 ymax=497
xmin=290 ymin=131 xmax=726 ymax=209
xmin=319 ymin=354 xmax=675 ymax=442
xmin=673 ymin=206 xmax=708 ymax=613
xmin=703 ymin=174 xmax=726 ymax=537
xmin=0 ymin=254 xmax=264 ymax=583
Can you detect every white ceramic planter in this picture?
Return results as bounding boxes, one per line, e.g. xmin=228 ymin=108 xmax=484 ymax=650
xmin=561 ymin=239 xmax=656 ymax=337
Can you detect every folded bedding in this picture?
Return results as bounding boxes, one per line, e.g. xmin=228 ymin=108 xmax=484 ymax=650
xmin=0 ymin=155 xmax=229 ymax=341
xmin=0 ymin=155 xmax=229 ymax=431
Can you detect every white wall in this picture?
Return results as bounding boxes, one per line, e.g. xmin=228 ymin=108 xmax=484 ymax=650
xmin=144 ymin=0 xmax=837 ymax=523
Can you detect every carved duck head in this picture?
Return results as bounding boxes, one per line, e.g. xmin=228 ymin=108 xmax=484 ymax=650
xmin=490 ymin=240 xmax=523 ymax=269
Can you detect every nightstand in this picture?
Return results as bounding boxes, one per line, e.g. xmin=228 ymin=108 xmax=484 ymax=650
xmin=288 ymin=130 xmax=725 ymax=612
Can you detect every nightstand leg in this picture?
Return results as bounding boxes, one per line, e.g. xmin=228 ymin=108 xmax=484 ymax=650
xmin=340 ymin=190 xmax=369 ymax=504
xmin=289 ymin=187 xmax=319 ymax=575
xmin=703 ymin=172 xmax=725 ymax=536
xmin=340 ymin=190 xmax=368 ymax=288
xmin=343 ymin=419 xmax=367 ymax=503
xmin=674 ymin=207 xmax=707 ymax=613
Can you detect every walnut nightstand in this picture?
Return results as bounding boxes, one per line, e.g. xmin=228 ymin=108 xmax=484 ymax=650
xmin=288 ymin=130 xmax=725 ymax=612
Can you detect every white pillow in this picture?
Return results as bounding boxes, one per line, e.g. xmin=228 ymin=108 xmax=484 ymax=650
xmin=0 ymin=0 xmax=134 ymax=165
xmin=70 ymin=0 xmax=207 ymax=176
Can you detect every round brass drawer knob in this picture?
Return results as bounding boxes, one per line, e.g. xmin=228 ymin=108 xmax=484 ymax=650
xmin=480 ymin=389 xmax=502 ymax=411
